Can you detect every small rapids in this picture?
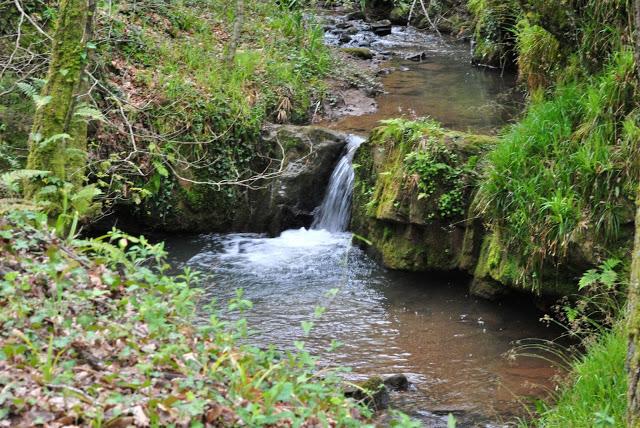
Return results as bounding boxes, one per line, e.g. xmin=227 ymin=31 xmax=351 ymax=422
xmin=165 ymin=15 xmax=555 ymax=427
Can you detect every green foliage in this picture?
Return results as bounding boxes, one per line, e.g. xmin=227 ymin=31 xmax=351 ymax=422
xmin=376 ymin=117 xmax=443 ymax=147
xmin=0 ymin=210 xmax=373 ymax=426
xmin=578 ymin=258 xmax=622 ymax=292
xmin=404 ymin=140 xmax=466 ymax=220
xmin=524 ymin=325 xmax=627 ymax=427
xmin=467 ymin=0 xmax=521 ymax=67
xmin=476 ymin=49 xmax=639 ymax=286
xmin=515 ymin=19 xmax=560 ymax=89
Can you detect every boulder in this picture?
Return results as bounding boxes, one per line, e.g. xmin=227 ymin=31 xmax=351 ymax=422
xmin=250 ymin=125 xmax=349 ymax=235
xmin=370 ymin=19 xmax=392 ymax=36
xmin=383 ymin=374 xmax=409 ymax=391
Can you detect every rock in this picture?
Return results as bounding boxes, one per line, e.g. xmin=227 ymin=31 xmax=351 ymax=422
xmin=345 ymin=26 xmax=359 ymax=35
xmin=405 ymin=51 xmax=430 ymax=62
xmin=339 ymin=33 xmax=352 ymax=43
xmin=251 ymin=125 xmax=349 ymax=235
xmin=344 ymin=376 xmax=390 ymax=410
xmin=345 ymin=11 xmax=365 ymax=21
xmin=383 ymin=374 xmax=409 ymax=391
xmin=340 ymin=47 xmax=374 ymax=60
xmin=370 ymin=20 xmax=392 ymax=36
xmin=350 ymin=124 xmax=495 ymax=273
xmin=389 ymin=6 xmax=408 ymax=25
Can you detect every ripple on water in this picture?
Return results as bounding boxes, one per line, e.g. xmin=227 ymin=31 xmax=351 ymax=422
xmin=166 ymin=228 xmax=560 ymax=426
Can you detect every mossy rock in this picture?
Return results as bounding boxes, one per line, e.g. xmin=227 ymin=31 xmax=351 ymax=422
xmin=351 ymin=120 xmax=494 ymax=272
xmin=137 ymin=125 xmax=348 ymax=234
xmin=471 ymin=230 xmax=577 ymax=298
xmin=340 ymin=47 xmax=374 ymax=60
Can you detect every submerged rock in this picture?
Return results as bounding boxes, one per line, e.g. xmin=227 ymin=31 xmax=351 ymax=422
xmin=405 ymin=51 xmax=430 ymax=62
xmin=341 ymin=47 xmax=374 ymax=60
xmin=344 ymin=376 xmax=390 ymax=410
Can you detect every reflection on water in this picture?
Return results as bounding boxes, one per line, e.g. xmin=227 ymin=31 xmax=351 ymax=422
xmin=165 ymin=229 xmax=558 ymax=427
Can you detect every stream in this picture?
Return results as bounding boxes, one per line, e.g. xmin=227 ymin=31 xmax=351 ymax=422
xmin=165 ymin=11 xmax=559 ymax=428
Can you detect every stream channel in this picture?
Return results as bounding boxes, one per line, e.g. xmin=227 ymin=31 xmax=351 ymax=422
xmin=165 ymin=11 xmax=560 ymax=428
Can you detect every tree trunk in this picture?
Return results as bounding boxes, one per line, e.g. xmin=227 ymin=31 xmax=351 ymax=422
xmin=225 ymin=0 xmax=244 ymax=66
xmin=629 ymin=2 xmax=640 ymax=426
xmin=629 ymin=191 xmax=640 ymax=426
xmin=25 ymin=0 xmax=95 ymax=193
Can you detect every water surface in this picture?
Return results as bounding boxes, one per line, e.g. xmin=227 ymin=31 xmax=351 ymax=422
xmin=166 ymin=230 xmax=558 ymax=427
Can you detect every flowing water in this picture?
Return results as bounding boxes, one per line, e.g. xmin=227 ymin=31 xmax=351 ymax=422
xmin=165 ymin=14 xmax=560 ymax=428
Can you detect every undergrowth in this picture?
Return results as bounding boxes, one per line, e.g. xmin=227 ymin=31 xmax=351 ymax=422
xmin=522 ymin=325 xmax=627 ymax=428
xmin=476 ymin=48 xmax=639 ymax=288
xmin=0 ymin=210 xmax=372 ymax=426
xmin=1 ymin=0 xmax=335 ymax=227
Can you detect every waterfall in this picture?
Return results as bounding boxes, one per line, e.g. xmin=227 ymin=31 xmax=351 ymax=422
xmin=311 ymin=134 xmax=365 ymax=232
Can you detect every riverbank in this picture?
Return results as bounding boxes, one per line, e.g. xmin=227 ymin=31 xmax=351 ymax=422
xmin=0 ymin=210 xmax=373 ymax=427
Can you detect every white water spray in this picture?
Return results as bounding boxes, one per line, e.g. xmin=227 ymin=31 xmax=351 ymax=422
xmin=311 ymin=135 xmax=365 ymax=232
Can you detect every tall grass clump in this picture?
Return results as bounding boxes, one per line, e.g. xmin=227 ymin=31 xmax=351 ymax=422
xmin=476 ymin=48 xmax=639 ymax=287
xmin=523 ymin=325 xmax=627 ymax=427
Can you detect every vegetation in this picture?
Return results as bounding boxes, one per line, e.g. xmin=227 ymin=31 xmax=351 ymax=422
xmin=0 ymin=209 xmax=372 ymax=426
xmin=1 ymin=0 xmax=335 ymax=229
xmin=3 ymin=0 xmax=640 ymax=426
xmin=524 ymin=326 xmax=627 ymax=428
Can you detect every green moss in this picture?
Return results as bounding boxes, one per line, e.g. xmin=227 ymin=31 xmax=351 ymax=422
xmin=351 ymin=120 xmax=494 ymax=273
xmin=25 ymin=0 xmax=92 ymax=191
xmin=473 ymin=231 xmax=522 ymax=286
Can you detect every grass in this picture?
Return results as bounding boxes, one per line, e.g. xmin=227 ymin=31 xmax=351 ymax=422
xmin=524 ymin=324 xmax=627 ymax=427
xmin=476 ymin=48 xmax=639 ymax=289
xmin=1 ymin=0 xmax=337 ymax=227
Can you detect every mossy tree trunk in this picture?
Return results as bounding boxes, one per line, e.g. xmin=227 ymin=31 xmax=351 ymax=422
xmin=25 ymin=0 xmax=95 ymax=194
xmin=225 ymin=0 xmax=244 ymax=66
xmin=629 ymin=191 xmax=640 ymax=426
xmin=628 ymin=4 xmax=640 ymax=425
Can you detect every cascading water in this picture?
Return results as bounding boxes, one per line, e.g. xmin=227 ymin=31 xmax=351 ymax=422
xmin=311 ymin=134 xmax=365 ymax=232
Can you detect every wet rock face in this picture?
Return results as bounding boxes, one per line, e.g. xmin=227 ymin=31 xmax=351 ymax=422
xmin=250 ymin=125 xmax=349 ymax=235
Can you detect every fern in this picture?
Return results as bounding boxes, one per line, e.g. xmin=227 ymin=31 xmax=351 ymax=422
xmin=73 ymin=102 xmax=105 ymax=122
xmin=0 ymin=169 xmax=50 ymax=194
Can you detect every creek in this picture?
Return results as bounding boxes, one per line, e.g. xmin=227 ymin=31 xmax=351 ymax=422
xmin=165 ymin=12 xmax=559 ymax=428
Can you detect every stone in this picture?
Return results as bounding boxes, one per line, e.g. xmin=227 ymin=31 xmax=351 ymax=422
xmin=340 ymin=47 xmax=374 ymax=60
xmin=345 ymin=11 xmax=365 ymax=21
xmin=383 ymin=374 xmax=409 ymax=391
xmin=389 ymin=7 xmax=408 ymax=25
xmin=370 ymin=20 xmax=392 ymax=36
xmin=405 ymin=51 xmax=430 ymax=62
xmin=340 ymin=33 xmax=352 ymax=43
xmin=252 ymin=125 xmax=349 ymax=235
xmin=344 ymin=376 xmax=390 ymax=410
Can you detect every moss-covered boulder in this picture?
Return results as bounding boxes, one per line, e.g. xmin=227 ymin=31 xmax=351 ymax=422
xmin=351 ymin=118 xmax=494 ymax=272
xmin=135 ymin=125 xmax=347 ymax=234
